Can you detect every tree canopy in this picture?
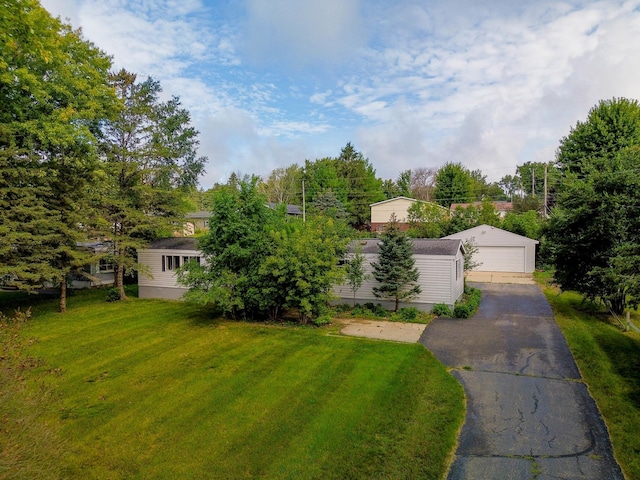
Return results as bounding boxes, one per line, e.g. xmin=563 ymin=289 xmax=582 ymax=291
xmin=0 ymin=0 xmax=117 ymax=311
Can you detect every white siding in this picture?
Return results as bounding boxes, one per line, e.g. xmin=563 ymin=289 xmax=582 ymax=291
xmin=138 ymin=248 xmax=203 ymax=299
xmin=370 ymin=198 xmax=416 ymax=223
xmin=444 ymin=225 xmax=538 ymax=273
xmin=334 ymin=250 xmax=464 ymax=309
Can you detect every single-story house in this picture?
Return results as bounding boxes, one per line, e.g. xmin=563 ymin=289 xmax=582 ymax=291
xmin=443 ymin=224 xmax=538 ymax=273
xmin=138 ymin=237 xmax=201 ymax=300
xmin=370 ymin=196 xmax=449 ymax=232
xmin=334 ymin=238 xmax=465 ymax=311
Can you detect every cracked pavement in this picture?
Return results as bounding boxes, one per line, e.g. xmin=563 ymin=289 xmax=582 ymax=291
xmin=421 ymin=283 xmax=624 ymax=480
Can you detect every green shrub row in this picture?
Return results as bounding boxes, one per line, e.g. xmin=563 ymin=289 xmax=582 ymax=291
xmin=431 ymin=287 xmax=482 ymax=319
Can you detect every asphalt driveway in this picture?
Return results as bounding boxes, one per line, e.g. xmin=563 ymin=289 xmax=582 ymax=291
xmin=422 ymin=282 xmax=624 ymax=480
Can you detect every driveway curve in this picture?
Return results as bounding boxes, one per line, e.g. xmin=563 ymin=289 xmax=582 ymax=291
xmin=422 ymin=282 xmax=624 ymax=480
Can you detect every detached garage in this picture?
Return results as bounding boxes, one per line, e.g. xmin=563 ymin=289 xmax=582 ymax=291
xmin=443 ymin=225 xmax=538 ymax=273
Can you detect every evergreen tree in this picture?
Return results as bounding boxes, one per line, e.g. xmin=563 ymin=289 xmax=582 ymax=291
xmin=371 ymin=215 xmax=421 ymax=311
xmin=98 ymin=69 xmax=206 ymax=299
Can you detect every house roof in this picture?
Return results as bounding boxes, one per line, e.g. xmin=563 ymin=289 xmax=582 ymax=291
xmin=369 ymin=196 xmax=419 ymax=207
xmin=148 ymin=237 xmax=199 ymax=250
xmin=186 ymin=211 xmax=210 ymax=219
xmin=443 ymin=224 xmax=539 ymax=244
xmin=350 ymin=238 xmax=463 ymax=256
xmin=267 ymin=203 xmax=302 ymax=216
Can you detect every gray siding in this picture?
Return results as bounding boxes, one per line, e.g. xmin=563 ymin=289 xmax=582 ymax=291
xmin=334 ymin=250 xmax=464 ymax=310
xmin=138 ymin=247 xmax=203 ymax=299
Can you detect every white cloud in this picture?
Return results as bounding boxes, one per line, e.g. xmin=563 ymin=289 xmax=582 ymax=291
xmin=241 ymin=0 xmax=367 ymax=68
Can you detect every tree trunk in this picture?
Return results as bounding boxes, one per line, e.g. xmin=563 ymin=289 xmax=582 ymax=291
xmin=59 ymin=275 xmax=67 ymax=313
xmin=395 ymin=296 xmax=399 ymax=312
xmin=116 ymin=247 xmax=127 ymax=300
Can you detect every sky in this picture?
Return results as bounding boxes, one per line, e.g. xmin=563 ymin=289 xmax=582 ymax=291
xmin=41 ymin=0 xmax=640 ymax=189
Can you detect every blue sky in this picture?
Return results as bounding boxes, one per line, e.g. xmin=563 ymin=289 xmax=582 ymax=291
xmin=42 ymin=0 xmax=640 ymax=189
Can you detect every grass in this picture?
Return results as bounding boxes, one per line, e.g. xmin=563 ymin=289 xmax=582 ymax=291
xmin=535 ymin=272 xmax=640 ymax=480
xmin=1 ymin=288 xmax=464 ymax=479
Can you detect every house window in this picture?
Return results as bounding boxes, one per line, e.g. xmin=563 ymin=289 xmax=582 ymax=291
xmin=162 ymin=255 xmax=181 ymax=272
xmin=99 ymin=258 xmax=114 ymax=272
xmin=456 ymin=259 xmax=461 ymax=281
xmin=182 ymin=256 xmax=201 ymax=265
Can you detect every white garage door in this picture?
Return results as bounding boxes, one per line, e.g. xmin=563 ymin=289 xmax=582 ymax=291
xmin=473 ymin=246 xmax=526 ymax=273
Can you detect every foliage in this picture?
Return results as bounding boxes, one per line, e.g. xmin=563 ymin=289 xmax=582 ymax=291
xmin=6 ymin=290 xmax=464 ymax=479
xmin=434 ymin=162 xmax=473 ymax=207
xmin=452 ymin=287 xmax=482 ymax=318
xmin=259 ymin=164 xmax=303 ymax=205
xmin=105 ymin=288 xmax=121 ymax=302
xmin=309 ymin=189 xmax=348 ymax=219
xmin=548 ymin=145 xmax=640 ymax=315
xmin=98 ymin=69 xmax=206 ymax=299
xmin=407 ymin=201 xmax=449 ymax=238
xmin=394 ymin=306 xmax=420 ymax=322
xmin=0 ymin=0 xmax=117 ymax=312
xmin=502 ymin=210 xmax=544 ymax=240
xmin=462 ymin=238 xmax=482 ymax=272
xmin=431 ymin=304 xmax=452 ymax=317
xmin=180 ymin=179 xmax=348 ymax=321
xmin=344 ymin=244 xmax=369 ymax=306
xmin=556 ymin=97 xmax=640 ymax=176
xmin=538 ymin=281 xmax=640 ymax=479
xmin=371 ymin=216 xmax=421 ymax=311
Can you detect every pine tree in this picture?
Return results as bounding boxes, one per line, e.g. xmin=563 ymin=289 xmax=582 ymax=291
xmin=371 ymin=215 xmax=421 ymax=311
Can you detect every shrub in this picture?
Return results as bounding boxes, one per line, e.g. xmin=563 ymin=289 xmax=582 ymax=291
xmin=312 ymin=315 xmax=332 ymax=326
xmin=452 ymin=287 xmax=482 ymax=318
xmin=106 ymin=288 xmax=121 ymax=302
xmin=336 ymin=303 xmax=351 ymax=313
xmin=396 ymin=307 xmax=419 ymax=322
xmin=432 ymin=304 xmax=452 ymax=317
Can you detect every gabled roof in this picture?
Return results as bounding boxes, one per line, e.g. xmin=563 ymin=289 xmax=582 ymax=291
xmin=443 ymin=224 xmax=539 ymax=244
xmin=147 ymin=237 xmax=199 ymax=250
xmin=369 ymin=196 xmax=418 ymax=207
xmin=350 ymin=238 xmax=464 ymax=256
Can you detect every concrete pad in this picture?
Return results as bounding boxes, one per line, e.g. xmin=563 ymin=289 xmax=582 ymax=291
xmin=466 ymin=271 xmax=535 ymax=284
xmin=339 ymin=319 xmax=426 ymax=343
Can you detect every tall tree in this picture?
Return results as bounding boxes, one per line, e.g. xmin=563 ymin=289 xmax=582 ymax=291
xmin=434 ymin=162 xmax=473 ymax=207
xmin=556 ymin=97 xmax=640 ymax=176
xmin=411 ymin=167 xmax=437 ymax=201
xmin=260 ymin=164 xmax=303 ymax=205
xmin=0 ymin=0 xmax=116 ymax=311
xmin=547 ymin=146 xmax=640 ymax=316
xmin=99 ymin=69 xmax=206 ymax=299
xmin=335 ymin=142 xmax=385 ymax=228
xmin=371 ymin=215 xmax=421 ymax=311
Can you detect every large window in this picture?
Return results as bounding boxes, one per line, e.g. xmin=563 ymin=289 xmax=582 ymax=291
xmin=182 ymin=256 xmax=201 ymax=265
xmin=99 ymin=258 xmax=114 ymax=272
xmin=162 ymin=255 xmax=181 ymax=272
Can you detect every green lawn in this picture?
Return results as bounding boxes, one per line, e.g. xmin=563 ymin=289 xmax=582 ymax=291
xmin=1 ymin=289 xmax=464 ymax=479
xmin=536 ymin=274 xmax=640 ymax=480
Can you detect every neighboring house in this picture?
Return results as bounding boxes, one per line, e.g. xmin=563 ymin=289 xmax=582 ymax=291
xmin=138 ymin=237 xmax=201 ymax=300
xmin=184 ymin=204 xmax=302 ymax=236
xmin=41 ymin=241 xmax=115 ymax=289
xmin=334 ymin=238 xmax=465 ymax=311
xmin=184 ymin=211 xmax=210 ymax=235
xmin=370 ymin=196 xmax=448 ymax=232
xmin=443 ymin=224 xmax=538 ymax=273
xmin=450 ymin=201 xmax=514 ymax=217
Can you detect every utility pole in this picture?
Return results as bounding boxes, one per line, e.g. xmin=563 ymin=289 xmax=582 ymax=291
xmin=302 ymin=179 xmax=306 ymax=223
xmin=543 ymin=163 xmax=548 ymax=218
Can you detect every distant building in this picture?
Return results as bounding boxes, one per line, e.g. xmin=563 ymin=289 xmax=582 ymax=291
xmin=370 ymin=196 xmax=448 ymax=232
xmin=449 ymin=201 xmax=513 ymax=217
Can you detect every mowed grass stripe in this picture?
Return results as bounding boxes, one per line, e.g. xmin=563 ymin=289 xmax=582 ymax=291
xmin=14 ymin=293 xmax=464 ymax=479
